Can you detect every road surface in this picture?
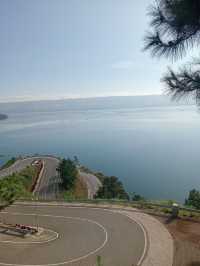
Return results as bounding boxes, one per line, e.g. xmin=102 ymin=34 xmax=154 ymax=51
xmin=78 ymin=170 xmax=102 ymax=199
xmin=0 ymin=157 xmax=102 ymax=200
xmin=33 ymin=157 xmax=60 ymax=200
xmin=0 ymin=204 xmax=145 ymax=266
xmin=0 ymin=156 xmax=60 ymax=200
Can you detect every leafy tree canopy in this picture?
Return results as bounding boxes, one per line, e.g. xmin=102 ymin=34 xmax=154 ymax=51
xmin=185 ymin=189 xmax=200 ymax=209
xmin=131 ymin=192 xmax=145 ymax=202
xmin=0 ymin=165 xmax=38 ymax=204
xmin=57 ymin=158 xmax=78 ymax=190
xmin=95 ymin=176 xmax=129 ymax=200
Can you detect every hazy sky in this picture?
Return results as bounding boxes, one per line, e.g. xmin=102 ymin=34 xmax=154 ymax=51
xmin=0 ymin=0 xmax=197 ymax=102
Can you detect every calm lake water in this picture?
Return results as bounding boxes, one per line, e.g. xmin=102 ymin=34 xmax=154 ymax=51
xmin=0 ymin=96 xmax=200 ymax=202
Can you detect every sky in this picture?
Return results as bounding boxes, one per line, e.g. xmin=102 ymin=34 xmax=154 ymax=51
xmin=0 ymin=0 xmax=197 ymax=102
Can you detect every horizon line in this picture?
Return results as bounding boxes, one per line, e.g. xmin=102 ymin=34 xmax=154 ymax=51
xmin=0 ymin=93 xmax=163 ymax=104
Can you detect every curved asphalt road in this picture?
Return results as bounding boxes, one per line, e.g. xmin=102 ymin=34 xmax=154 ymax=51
xmin=0 ymin=157 xmax=102 ymax=200
xmin=0 ymin=204 xmax=145 ymax=266
xmin=0 ymin=157 xmax=60 ymax=200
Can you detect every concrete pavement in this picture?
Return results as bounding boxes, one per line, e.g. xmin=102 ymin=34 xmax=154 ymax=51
xmin=122 ymin=210 xmax=174 ymax=266
xmin=0 ymin=204 xmax=146 ymax=266
xmin=12 ymin=201 xmax=174 ymax=266
xmin=0 ymin=156 xmax=102 ymax=200
xmin=33 ymin=157 xmax=60 ymax=200
xmin=0 ymin=156 xmax=60 ymax=200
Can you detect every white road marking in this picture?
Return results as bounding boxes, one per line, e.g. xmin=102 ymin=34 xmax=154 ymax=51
xmin=0 ymin=211 xmax=108 ymax=266
xmin=119 ymin=211 xmax=148 ymax=266
xmin=11 ymin=204 xmax=148 ymax=265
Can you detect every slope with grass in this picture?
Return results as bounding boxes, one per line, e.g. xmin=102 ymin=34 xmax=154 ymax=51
xmin=0 ymin=165 xmax=39 ymax=203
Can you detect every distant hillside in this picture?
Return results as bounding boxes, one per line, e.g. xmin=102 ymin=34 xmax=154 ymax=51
xmin=0 ymin=114 xmax=8 ymax=120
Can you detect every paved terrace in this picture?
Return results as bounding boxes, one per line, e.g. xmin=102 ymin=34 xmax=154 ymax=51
xmin=0 ymin=201 xmax=174 ymax=266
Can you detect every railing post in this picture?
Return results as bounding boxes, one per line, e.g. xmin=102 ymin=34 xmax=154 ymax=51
xmin=172 ymin=203 xmax=179 ymax=218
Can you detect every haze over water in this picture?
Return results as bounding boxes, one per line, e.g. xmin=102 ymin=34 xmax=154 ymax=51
xmin=0 ymin=95 xmax=199 ymax=203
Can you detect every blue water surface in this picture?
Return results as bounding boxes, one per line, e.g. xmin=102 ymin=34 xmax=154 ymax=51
xmin=0 ymin=97 xmax=200 ymax=202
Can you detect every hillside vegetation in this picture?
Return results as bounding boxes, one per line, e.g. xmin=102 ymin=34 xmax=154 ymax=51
xmin=57 ymin=158 xmax=88 ymax=200
xmin=95 ymin=175 xmax=129 ymax=200
xmin=0 ymin=165 xmax=38 ymax=203
xmin=185 ymin=189 xmax=200 ymax=210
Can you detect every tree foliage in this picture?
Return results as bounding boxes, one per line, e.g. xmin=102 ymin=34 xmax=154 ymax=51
xmin=185 ymin=189 xmax=200 ymax=209
xmin=0 ymin=176 xmax=23 ymax=203
xmin=0 ymin=170 xmax=33 ymax=204
xmin=144 ymin=0 xmax=200 ymax=103
xmin=131 ymin=192 xmax=145 ymax=202
xmin=57 ymin=158 xmax=78 ymax=190
xmin=95 ymin=176 xmax=129 ymax=200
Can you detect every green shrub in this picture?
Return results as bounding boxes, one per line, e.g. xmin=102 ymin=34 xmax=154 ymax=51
xmin=0 ymin=165 xmax=36 ymax=204
xmin=57 ymin=158 xmax=78 ymax=191
xmin=96 ymin=256 xmax=103 ymax=266
xmin=185 ymin=189 xmax=200 ymax=209
xmin=162 ymin=208 xmax=171 ymax=214
xmin=95 ymin=176 xmax=129 ymax=200
xmin=131 ymin=192 xmax=145 ymax=202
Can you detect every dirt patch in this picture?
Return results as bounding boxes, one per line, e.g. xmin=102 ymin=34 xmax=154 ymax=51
xmin=167 ymin=219 xmax=200 ymax=246
xmin=30 ymin=162 xmax=43 ymax=192
xmin=156 ymin=216 xmax=200 ymax=266
xmin=74 ymin=177 xmax=88 ymax=198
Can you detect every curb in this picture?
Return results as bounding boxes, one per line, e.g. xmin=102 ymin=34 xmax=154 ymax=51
xmin=13 ymin=201 xmax=174 ymax=266
xmin=32 ymin=161 xmax=45 ymax=196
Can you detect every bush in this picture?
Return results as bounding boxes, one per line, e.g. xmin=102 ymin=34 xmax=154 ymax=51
xmin=0 ymin=166 xmax=36 ymax=204
xmin=57 ymin=158 xmax=78 ymax=190
xmin=185 ymin=189 xmax=200 ymax=209
xmin=0 ymin=175 xmax=25 ymax=203
xmin=131 ymin=192 xmax=145 ymax=202
xmin=162 ymin=208 xmax=171 ymax=214
xmin=95 ymin=176 xmax=129 ymax=200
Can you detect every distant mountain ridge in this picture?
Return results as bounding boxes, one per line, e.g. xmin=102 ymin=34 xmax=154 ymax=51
xmin=0 ymin=114 xmax=8 ymax=120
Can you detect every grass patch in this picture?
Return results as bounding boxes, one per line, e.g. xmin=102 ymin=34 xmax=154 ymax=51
xmin=19 ymin=165 xmax=39 ymax=192
xmin=0 ymin=165 xmax=39 ymax=204
xmin=74 ymin=177 xmax=88 ymax=199
xmin=63 ymin=177 xmax=88 ymax=200
xmin=178 ymin=210 xmax=200 ymax=219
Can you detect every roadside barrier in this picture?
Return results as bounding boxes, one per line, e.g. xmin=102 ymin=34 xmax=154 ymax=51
xmin=16 ymin=198 xmax=200 ymax=216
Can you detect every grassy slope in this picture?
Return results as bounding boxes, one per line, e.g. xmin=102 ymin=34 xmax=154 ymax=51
xmin=0 ymin=165 xmax=39 ymax=203
xmin=19 ymin=165 xmax=39 ymax=192
xmin=63 ymin=176 xmax=88 ymax=200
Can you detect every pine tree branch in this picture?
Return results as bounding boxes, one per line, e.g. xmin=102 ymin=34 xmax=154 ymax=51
xmin=144 ymin=0 xmax=200 ymax=59
xmin=163 ymin=66 xmax=200 ymax=103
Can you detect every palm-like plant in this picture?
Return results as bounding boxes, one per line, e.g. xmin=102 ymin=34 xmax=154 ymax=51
xmin=144 ymin=0 xmax=200 ymax=103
